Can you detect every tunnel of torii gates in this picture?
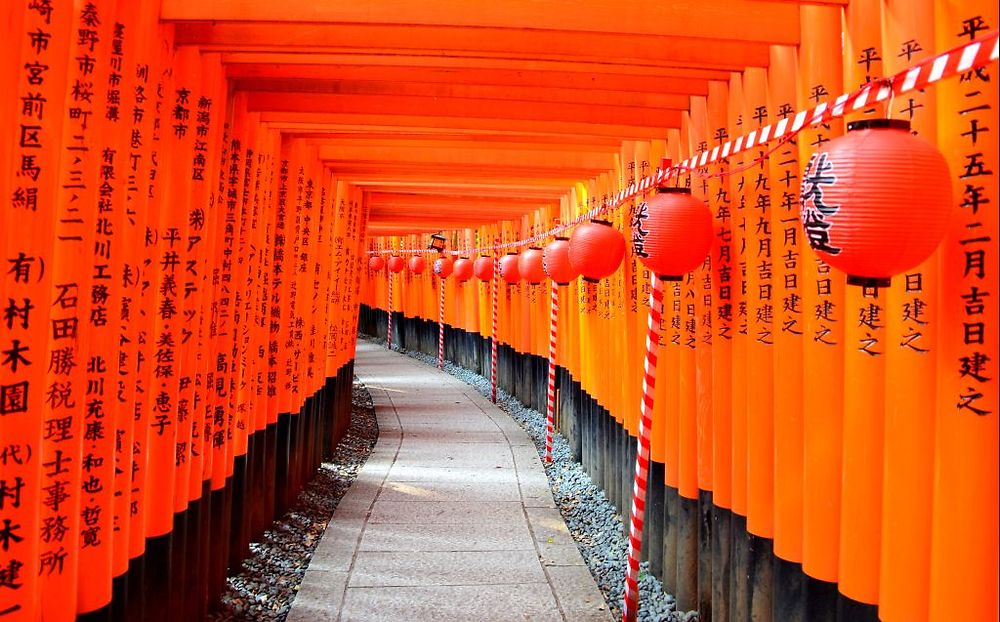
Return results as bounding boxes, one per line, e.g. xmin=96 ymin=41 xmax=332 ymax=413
xmin=0 ymin=0 xmax=997 ymax=621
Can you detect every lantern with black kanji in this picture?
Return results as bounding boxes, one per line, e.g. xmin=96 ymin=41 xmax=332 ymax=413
xmin=499 ymin=252 xmax=522 ymax=284
xmin=387 ymin=255 xmax=405 ymax=273
xmin=428 ymin=233 xmax=447 ymax=252
xmin=453 ymin=257 xmax=474 ymax=282
xmin=799 ymin=118 xmax=951 ymax=287
xmin=408 ymin=255 xmax=426 ymax=275
xmin=518 ymin=247 xmax=547 ymax=284
xmin=543 ymin=237 xmax=578 ymax=285
xmin=568 ymin=220 xmax=626 ymax=282
xmin=369 ymin=255 xmax=386 ymax=272
xmin=474 ymin=255 xmax=494 ymax=281
xmin=631 ymin=187 xmax=713 ymax=280
xmin=433 ymin=255 xmax=454 ymax=278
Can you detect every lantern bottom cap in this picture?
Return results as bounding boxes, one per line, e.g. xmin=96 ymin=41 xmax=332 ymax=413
xmin=847 ymin=275 xmax=892 ymax=288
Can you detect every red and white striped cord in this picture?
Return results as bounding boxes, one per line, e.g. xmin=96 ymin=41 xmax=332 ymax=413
xmin=622 ymin=275 xmax=665 ymax=622
xmin=544 ymin=283 xmax=559 ymax=463
xmin=387 ymin=274 xmax=394 ymax=350
xmin=367 ymin=31 xmax=999 ymax=259
xmin=491 ymin=254 xmax=499 ymax=403
xmin=438 ymin=277 xmax=446 ymax=370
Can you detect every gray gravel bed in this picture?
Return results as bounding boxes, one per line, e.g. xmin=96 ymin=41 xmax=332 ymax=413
xmin=373 ymin=337 xmax=696 ymax=622
xmin=206 ymin=379 xmax=378 ymax=621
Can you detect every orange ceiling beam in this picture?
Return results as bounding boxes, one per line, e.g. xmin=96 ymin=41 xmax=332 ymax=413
xmin=343 ymin=176 xmax=579 ymax=189
xmin=262 ymin=116 xmax=674 ymax=140
xmin=160 ymin=0 xmax=800 ymax=45
xmin=235 ymin=78 xmax=695 ymax=111
xmin=225 ymin=64 xmax=715 ymax=96
xmin=367 ymin=223 xmax=503 ymax=235
xmin=325 ymin=162 xmax=592 ymax=182
xmin=250 ymin=93 xmax=682 ymax=129
xmin=364 ymin=185 xmax=566 ymax=200
xmin=318 ymin=144 xmax=616 ymax=172
xmin=285 ymin=132 xmax=623 ymax=150
xmin=367 ymin=192 xmax=552 ymax=208
xmin=176 ymin=23 xmax=775 ymax=69
xmin=160 ymin=0 xmax=799 ymax=44
xmin=221 ymin=52 xmax=738 ymax=80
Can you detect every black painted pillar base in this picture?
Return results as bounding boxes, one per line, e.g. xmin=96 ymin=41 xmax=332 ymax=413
xmin=646 ymin=462 xmax=665 ymax=576
xmin=698 ymin=490 xmax=714 ymax=622
xmin=110 ymin=569 xmax=128 ymax=622
xmin=729 ymin=514 xmax=751 ymax=622
xmin=676 ymin=494 xmax=699 ymax=612
xmin=748 ymin=532 xmax=774 ymax=621
xmin=124 ymin=553 xmax=144 ymax=622
xmin=712 ymin=506 xmax=732 ymax=622
xmin=141 ymin=533 xmax=172 ymax=622
xmin=663 ymin=486 xmax=679 ymax=595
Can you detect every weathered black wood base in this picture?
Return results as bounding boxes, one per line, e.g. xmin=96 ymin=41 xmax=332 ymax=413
xmin=98 ymin=362 xmax=355 ymax=621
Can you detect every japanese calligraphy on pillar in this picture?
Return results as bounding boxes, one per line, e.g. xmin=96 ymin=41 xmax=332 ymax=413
xmin=2 ymin=2 xmax=72 ymax=616
xmin=928 ymin=8 xmax=998 ymax=621
xmin=76 ymin=1 xmax=124 ymax=610
xmin=39 ymin=3 xmax=112 ymax=614
xmin=767 ymin=44 xmax=805 ymax=562
xmin=266 ymin=155 xmax=288 ymax=418
xmin=947 ymin=15 xmax=996 ymax=420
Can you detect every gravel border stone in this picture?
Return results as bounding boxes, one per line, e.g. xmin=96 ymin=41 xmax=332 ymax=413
xmin=206 ymin=378 xmax=378 ymax=622
xmin=373 ymin=336 xmax=697 ymax=622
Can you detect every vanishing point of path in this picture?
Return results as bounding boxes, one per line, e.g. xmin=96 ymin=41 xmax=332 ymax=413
xmin=287 ymin=341 xmax=613 ymax=621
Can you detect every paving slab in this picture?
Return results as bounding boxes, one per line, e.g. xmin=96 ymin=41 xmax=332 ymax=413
xmin=367 ymin=500 xmax=525 ymax=524
xmin=288 ymin=341 xmax=613 ymax=621
xmin=377 ymin=479 xmax=522 ymax=503
xmin=359 ymin=521 xmax=534 ymax=553
xmin=339 ymin=584 xmax=562 ymax=622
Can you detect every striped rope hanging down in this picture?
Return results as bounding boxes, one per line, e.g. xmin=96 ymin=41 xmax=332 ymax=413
xmin=387 ymin=273 xmax=394 ymax=350
xmin=544 ymin=282 xmax=559 ymax=462
xmin=491 ymin=252 xmax=500 ymax=403
xmin=622 ymin=275 xmax=666 ymax=622
xmin=438 ymin=277 xmax=446 ymax=369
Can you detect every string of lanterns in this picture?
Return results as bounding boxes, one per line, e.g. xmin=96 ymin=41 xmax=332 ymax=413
xmin=367 ymin=30 xmax=996 ymax=289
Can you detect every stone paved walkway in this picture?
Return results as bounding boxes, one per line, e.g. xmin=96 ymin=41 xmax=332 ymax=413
xmin=287 ymin=341 xmax=612 ymax=622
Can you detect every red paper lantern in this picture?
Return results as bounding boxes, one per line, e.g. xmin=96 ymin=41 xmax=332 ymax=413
xmin=408 ymin=255 xmax=426 ymax=274
xmin=631 ymin=187 xmax=713 ymax=280
xmin=368 ymin=255 xmax=385 ymax=272
xmin=387 ymin=256 xmax=405 ymax=273
xmin=543 ymin=237 xmax=578 ymax=285
xmin=453 ymin=258 xmax=474 ymax=282
xmin=433 ymin=256 xmax=454 ymax=278
xmin=799 ymin=118 xmax=951 ymax=287
xmin=568 ymin=220 xmax=626 ymax=282
xmin=499 ymin=253 xmax=522 ymax=284
xmin=473 ymin=255 xmax=494 ymax=281
xmin=518 ymin=247 xmax=547 ymax=284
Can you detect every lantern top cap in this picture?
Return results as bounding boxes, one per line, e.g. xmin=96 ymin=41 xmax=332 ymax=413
xmin=554 ymin=236 xmax=569 ymax=241
xmin=590 ymin=219 xmax=614 ymax=227
xmin=847 ymin=118 xmax=910 ymax=132
xmin=655 ymin=187 xmax=692 ymax=195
